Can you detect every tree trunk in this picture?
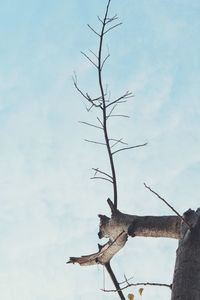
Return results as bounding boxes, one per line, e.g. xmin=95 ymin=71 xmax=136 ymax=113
xmin=171 ymin=208 xmax=200 ymax=300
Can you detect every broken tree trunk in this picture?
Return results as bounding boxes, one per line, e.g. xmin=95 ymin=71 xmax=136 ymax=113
xmin=68 ymin=199 xmax=200 ymax=300
xmin=67 ymin=199 xmax=181 ymax=266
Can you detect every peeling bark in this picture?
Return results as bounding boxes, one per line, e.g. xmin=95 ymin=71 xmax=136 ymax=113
xmin=68 ymin=199 xmax=181 ymax=266
xmin=67 ymin=232 xmax=127 ymax=266
xmin=68 ymin=198 xmax=200 ymax=300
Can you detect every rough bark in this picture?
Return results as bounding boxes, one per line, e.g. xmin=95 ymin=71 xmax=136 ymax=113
xmin=171 ymin=208 xmax=200 ymax=300
xmin=68 ymin=199 xmax=181 ymax=266
xmin=128 ymin=215 xmax=180 ymax=239
xmin=68 ymin=199 xmax=200 ymax=300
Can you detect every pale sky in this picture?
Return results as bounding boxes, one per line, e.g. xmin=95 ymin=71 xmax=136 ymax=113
xmin=0 ymin=1 xmax=200 ymax=300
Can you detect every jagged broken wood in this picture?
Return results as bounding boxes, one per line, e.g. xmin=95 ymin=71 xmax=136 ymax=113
xmin=68 ymin=199 xmax=200 ymax=300
xmin=67 ymin=198 xmax=181 ymax=266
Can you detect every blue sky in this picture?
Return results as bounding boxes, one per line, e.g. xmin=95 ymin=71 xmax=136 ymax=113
xmin=0 ymin=1 xmax=200 ymax=300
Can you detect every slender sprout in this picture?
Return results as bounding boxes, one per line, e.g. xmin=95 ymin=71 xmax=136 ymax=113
xmin=92 ymin=168 xmax=113 ymax=179
xmin=73 ymin=2 xmax=147 ymax=300
xmin=96 ymin=0 xmax=119 ymax=209
xmin=112 ymin=143 xmax=148 ymax=155
xmin=79 ymin=121 xmax=103 ymax=130
xmin=84 ymin=139 xmax=106 ymax=146
xmin=74 ymin=0 xmax=147 ymax=211
xmin=91 ymin=176 xmax=113 ymax=184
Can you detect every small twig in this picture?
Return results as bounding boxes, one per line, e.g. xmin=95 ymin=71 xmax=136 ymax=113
xmin=73 ymin=76 xmax=90 ymax=101
xmin=91 ymin=176 xmax=113 ymax=184
xmin=87 ymin=24 xmax=100 ymax=36
xmin=97 ymin=117 xmax=104 ymax=127
xmin=73 ymin=76 xmax=102 ymax=109
xmin=102 ymin=281 xmax=172 ymax=292
xmin=107 ymin=104 xmax=117 ymax=119
xmin=112 ymin=143 xmax=147 ymax=155
xmin=105 ymin=14 xmax=118 ymax=24
xmin=104 ymin=22 xmax=123 ymax=35
xmin=114 ymin=100 xmax=128 ymax=104
xmin=84 ymin=102 xmax=92 ymax=112
xmin=88 ymin=95 xmax=103 ymax=102
xmin=97 ymin=16 xmax=104 ymax=24
xmin=109 ymin=114 xmax=130 ymax=118
xmin=101 ymin=53 xmax=110 ymax=70
xmin=84 ymin=139 xmax=106 ymax=146
xmin=144 ymin=183 xmax=192 ymax=230
xmin=118 ymin=275 xmax=134 ymax=285
xmin=109 ymin=138 xmax=128 ymax=147
xmin=106 ymin=91 xmax=134 ymax=108
xmin=79 ymin=121 xmax=103 ymax=130
xmin=111 ymin=138 xmax=127 ymax=148
xmin=92 ymin=168 xmax=113 ymax=179
xmin=81 ymin=51 xmax=98 ymax=68
xmin=89 ymin=49 xmax=98 ymax=59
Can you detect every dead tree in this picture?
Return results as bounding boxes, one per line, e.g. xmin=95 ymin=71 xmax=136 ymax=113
xmin=67 ymin=1 xmax=200 ymax=300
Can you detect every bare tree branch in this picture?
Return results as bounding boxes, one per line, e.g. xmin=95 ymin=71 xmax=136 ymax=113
xmin=97 ymin=117 xmax=104 ymax=127
xmin=109 ymin=114 xmax=130 ymax=118
xmin=101 ymin=53 xmax=110 ymax=70
xmin=79 ymin=121 xmax=103 ymax=130
xmin=87 ymin=24 xmax=100 ymax=36
xmin=106 ymin=104 xmax=117 ymax=119
xmin=73 ymin=89 xmax=103 ymax=111
xmin=106 ymin=91 xmax=134 ymax=108
xmin=105 ymin=14 xmax=118 ymax=24
xmin=81 ymin=51 xmax=98 ymax=68
xmin=96 ymin=0 xmax=118 ymax=208
xmin=109 ymin=138 xmax=128 ymax=147
xmin=102 ymin=281 xmax=172 ymax=293
xmin=119 ymin=275 xmax=134 ymax=285
xmin=89 ymin=49 xmax=98 ymax=59
xmin=111 ymin=138 xmax=128 ymax=148
xmin=112 ymin=143 xmax=148 ymax=155
xmin=73 ymin=76 xmax=103 ymax=109
xmin=87 ymin=95 xmax=103 ymax=102
xmin=84 ymin=139 xmax=106 ymax=146
xmin=144 ymin=183 xmax=192 ymax=230
xmin=104 ymin=22 xmax=123 ymax=35
xmin=97 ymin=16 xmax=104 ymax=24
xmin=92 ymin=168 xmax=113 ymax=179
xmin=91 ymin=176 xmax=113 ymax=184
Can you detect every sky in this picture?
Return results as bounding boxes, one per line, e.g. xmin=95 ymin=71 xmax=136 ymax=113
xmin=0 ymin=0 xmax=200 ymax=299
